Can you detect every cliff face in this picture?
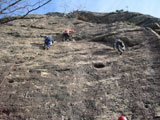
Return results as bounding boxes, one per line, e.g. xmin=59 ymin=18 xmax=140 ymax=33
xmin=0 ymin=11 xmax=160 ymax=120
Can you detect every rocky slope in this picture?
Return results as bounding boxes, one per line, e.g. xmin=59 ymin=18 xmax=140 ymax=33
xmin=0 ymin=11 xmax=160 ymax=120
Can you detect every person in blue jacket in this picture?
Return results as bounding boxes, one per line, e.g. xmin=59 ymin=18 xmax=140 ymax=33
xmin=43 ymin=36 xmax=54 ymax=50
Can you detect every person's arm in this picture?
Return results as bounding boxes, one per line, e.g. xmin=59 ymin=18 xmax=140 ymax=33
xmin=122 ymin=42 xmax=125 ymax=50
xmin=69 ymin=30 xmax=75 ymax=33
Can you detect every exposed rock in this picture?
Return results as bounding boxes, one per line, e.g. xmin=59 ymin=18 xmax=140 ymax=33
xmin=0 ymin=11 xmax=160 ymax=120
xmin=69 ymin=11 xmax=160 ymax=35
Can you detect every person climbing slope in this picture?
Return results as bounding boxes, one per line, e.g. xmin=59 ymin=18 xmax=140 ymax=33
xmin=113 ymin=39 xmax=126 ymax=55
xmin=43 ymin=36 xmax=54 ymax=50
xmin=118 ymin=116 xmax=128 ymax=120
xmin=63 ymin=29 xmax=75 ymax=41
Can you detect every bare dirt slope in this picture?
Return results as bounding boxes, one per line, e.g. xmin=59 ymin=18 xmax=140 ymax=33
xmin=0 ymin=12 xmax=160 ymax=120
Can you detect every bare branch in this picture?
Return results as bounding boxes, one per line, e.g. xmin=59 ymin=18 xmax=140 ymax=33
xmin=22 ymin=0 xmax=52 ymax=17
xmin=0 ymin=0 xmax=22 ymax=14
xmin=2 ymin=4 xmax=28 ymax=15
xmin=0 ymin=0 xmax=53 ymax=24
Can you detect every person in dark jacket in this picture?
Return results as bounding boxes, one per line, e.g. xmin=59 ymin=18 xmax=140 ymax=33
xmin=63 ymin=29 xmax=75 ymax=41
xmin=113 ymin=39 xmax=125 ymax=55
xmin=43 ymin=36 xmax=54 ymax=50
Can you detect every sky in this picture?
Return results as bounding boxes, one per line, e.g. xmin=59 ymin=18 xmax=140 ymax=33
xmin=31 ymin=0 xmax=160 ymax=18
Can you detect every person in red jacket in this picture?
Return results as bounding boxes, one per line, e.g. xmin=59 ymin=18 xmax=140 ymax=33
xmin=63 ymin=29 xmax=75 ymax=41
xmin=118 ymin=116 xmax=128 ymax=120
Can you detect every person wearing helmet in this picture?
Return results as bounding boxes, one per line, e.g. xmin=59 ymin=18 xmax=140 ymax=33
xmin=63 ymin=29 xmax=75 ymax=41
xmin=118 ymin=116 xmax=128 ymax=120
xmin=43 ymin=36 xmax=54 ymax=50
xmin=113 ymin=39 xmax=126 ymax=55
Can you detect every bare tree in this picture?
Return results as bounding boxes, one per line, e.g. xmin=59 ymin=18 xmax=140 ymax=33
xmin=0 ymin=0 xmax=52 ymax=23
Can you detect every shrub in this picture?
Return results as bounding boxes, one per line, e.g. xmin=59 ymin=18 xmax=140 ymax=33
xmin=77 ymin=15 xmax=88 ymax=22
xmin=124 ymin=21 xmax=135 ymax=26
xmin=0 ymin=16 xmax=14 ymax=24
xmin=116 ymin=9 xmax=124 ymax=13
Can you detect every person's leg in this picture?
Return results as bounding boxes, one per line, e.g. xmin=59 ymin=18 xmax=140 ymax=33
xmin=47 ymin=42 xmax=51 ymax=50
xmin=118 ymin=45 xmax=123 ymax=55
xmin=66 ymin=33 xmax=70 ymax=41
xmin=43 ymin=43 xmax=47 ymax=50
xmin=63 ymin=33 xmax=69 ymax=41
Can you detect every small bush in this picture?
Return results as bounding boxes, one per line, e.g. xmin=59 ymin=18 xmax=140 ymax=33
xmin=0 ymin=16 xmax=16 ymax=24
xmin=116 ymin=9 xmax=124 ymax=13
xmin=77 ymin=15 xmax=88 ymax=22
xmin=124 ymin=21 xmax=135 ymax=26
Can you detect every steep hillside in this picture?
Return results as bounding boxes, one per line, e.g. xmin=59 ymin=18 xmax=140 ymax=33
xmin=0 ymin=11 xmax=160 ymax=120
xmin=67 ymin=11 xmax=160 ymax=35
